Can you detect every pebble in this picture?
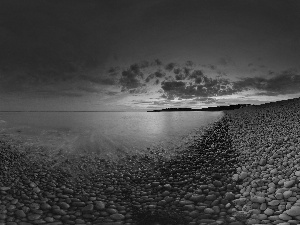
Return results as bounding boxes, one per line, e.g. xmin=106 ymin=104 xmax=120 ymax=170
xmin=285 ymin=206 xmax=300 ymax=216
xmin=284 ymin=180 xmax=295 ymax=188
xmin=6 ymin=99 xmax=300 ymax=225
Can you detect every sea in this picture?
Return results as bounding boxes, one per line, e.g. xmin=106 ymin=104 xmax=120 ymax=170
xmin=0 ymin=111 xmax=223 ymax=158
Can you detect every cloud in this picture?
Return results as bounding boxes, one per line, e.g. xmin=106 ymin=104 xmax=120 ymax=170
xmin=154 ymin=70 xmax=166 ymax=78
xmin=120 ymin=71 xmax=142 ymax=91
xmin=161 ymin=70 xmax=236 ymax=99
xmin=233 ymin=70 xmax=300 ymax=95
xmin=151 ymin=59 xmax=163 ymax=66
xmin=185 ymin=60 xmax=194 ymax=67
xmin=165 ymin=62 xmax=177 ymax=71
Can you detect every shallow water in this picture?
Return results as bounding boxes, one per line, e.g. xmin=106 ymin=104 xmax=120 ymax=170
xmin=0 ymin=111 xmax=223 ymax=157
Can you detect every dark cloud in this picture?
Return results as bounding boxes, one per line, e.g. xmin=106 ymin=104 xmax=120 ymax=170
xmin=233 ymin=70 xmax=300 ymax=95
xmin=119 ymin=67 xmax=144 ymax=91
xmin=189 ymin=70 xmax=204 ymax=79
xmin=152 ymin=59 xmax=163 ymax=66
xmin=154 ymin=70 xmax=165 ymax=78
xmin=165 ymin=63 xmax=177 ymax=71
xmin=145 ymin=74 xmax=155 ymax=83
xmin=161 ymin=70 xmax=237 ymax=99
xmin=185 ymin=61 xmax=194 ymax=67
xmin=173 ymin=68 xmax=181 ymax=75
xmin=118 ymin=61 xmax=155 ymax=91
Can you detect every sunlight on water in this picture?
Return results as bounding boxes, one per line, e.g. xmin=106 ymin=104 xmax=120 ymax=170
xmin=0 ymin=111 xmax=223 ymax=158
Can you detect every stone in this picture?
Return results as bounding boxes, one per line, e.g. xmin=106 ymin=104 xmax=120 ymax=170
xmin=284 ymin=180 xmax=295 ymax=188
xmin=95 ymin=201 xmax=106 ymax=210
xmin=259 ymin=158 xmax=267 ymax=166
xmin=285 ymin=206 xmax=300 ymax=216
xmin=27 ymin=214 xmax=41 ymax=220
xmin=283 ymin=191 xmax=293 ymax=199
xmin=295 ymin=171 xmax=300 ymax=176
xmin=239 ymin=172 xmax=248 ymax=180
xmin=0 ymin=187 xmax=10 ymax=191
xmin=189 ymin=210 xmax=200 ymax=218
xmin=204 ymin=208 xmax=214 ymax=214
xmin=110 ymin=214 xmax=125 ymax=220
xmin=257 ymin=214 xmax=268 ymax=220
xmin=268 ymin=200 xmax=281 ymax=206
xmin=278 ymin=213 xmax=292 ymax=221
xmin=190 ymin=194 xmax=205 ymax=202
xmin=264 ymin=208 xmax=274 ymax=216
xmin=59 ymin=202 xmax=70 ymax=209
xmin=206 ymin=194 xmax=217 ymax=201
xmin=82 ymin=204 xmax=94 ymax=213
xmin=15 ymin=210 xmax=26 ymax=218
xmin=251 ymin=196 xmax=265 ymax=203
xmin=232 ymin=174 xmax=239 ymax=181
xmin=213 ymin=180 xmax=222 ymax=187
xmin=224 ymin=192 xmax=235 ymax=201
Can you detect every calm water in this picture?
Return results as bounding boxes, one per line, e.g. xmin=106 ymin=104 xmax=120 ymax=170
xmin=0 ymin=111 xmax=223 ymax=158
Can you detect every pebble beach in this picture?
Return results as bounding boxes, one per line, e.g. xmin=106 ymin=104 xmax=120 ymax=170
xmin=1 ymin=98 xmax=300 ymax=225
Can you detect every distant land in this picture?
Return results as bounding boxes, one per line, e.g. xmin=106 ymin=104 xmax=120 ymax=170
xmin=147 ymin=97 xmax=300 ymax=112
xmin=147 ymin=104 xmax=251 ymax=112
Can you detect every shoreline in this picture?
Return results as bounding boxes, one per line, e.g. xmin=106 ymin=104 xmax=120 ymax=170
xmin=5 ymin=96 xmax=300 ymax=225
xmin=0 ymin=112 xmax=244 ymax=225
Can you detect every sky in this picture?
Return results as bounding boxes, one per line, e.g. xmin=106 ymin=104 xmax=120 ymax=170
xmin=0 ymin=0 xmax=300 ymax=111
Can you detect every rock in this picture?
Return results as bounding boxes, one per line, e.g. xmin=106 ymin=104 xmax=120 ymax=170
xmin=283 ymin=190 xmax=293 ymax=199
xmin=179 ymin=200 xmax=194 ymax=205
xmin=204 ymin=208 xmax=214 ymax=214
xmin=278 ymin=213 xmax=292 ymax=221
xmin=59 ymin=202 xmax=70 ymax=209
xmin=107 ymin=208 xmax=118 ymax=214
xmin=284 ymin=180 xmax=295 ymax=188
xmin=251 ymin=195 xmax=265 ymax=203
xmin=82 ymin=204 xmax=94 ymax=213
xmin=33 ymin=187 xmax=41 ymax=193
xmin=190 ymin=194 xmax=205 ymax=202
xmin=44 ymin=217 xmax=55 ymax=222
xmin=232 ymin=174 xmax=239 ymax=181
xmin=213 ymin=180 xmax=222 ymax=187
xmin=264 ymin=208 xmax=274 ymax=216
xmin=110 ymin=213 xmax=125 ymax=220
xmin=29 ymin=182 xmax=37 ymax=188
xmin=259 ymin=158 xmax=267 ymax=166
xmin=206 ymin=194 xmax=217 ymax=201
xmin=15 ymin=210 xmax=26 ymax=218
xmin=229 ymin=221 xmax=244 ymax=225
xmin=295 ymin=171 xmax=300 ymax=176
xmin=268 ymin=200 xmax=280 ymax=206
xmin=52 ymin=209 xmax=66 ymax=215
xmin=225 ymin=192 xmax=235 ymax=201
xmin=239 ymin=172 xmax=248 ymax=180
xmin=285 ymin=206 xmax=300 ymax=216
xmin=257 ymin=214 xmax=268 ymax=220
xmin=0 ymin=187 xmax=10 ymax=191
xmin=189 ymin=210 xmax=200 ymax=218
xmin=27 ymin=214 xmax=41 ymax=220
xmin=95 ymin=201 xmax=106 ymax=210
